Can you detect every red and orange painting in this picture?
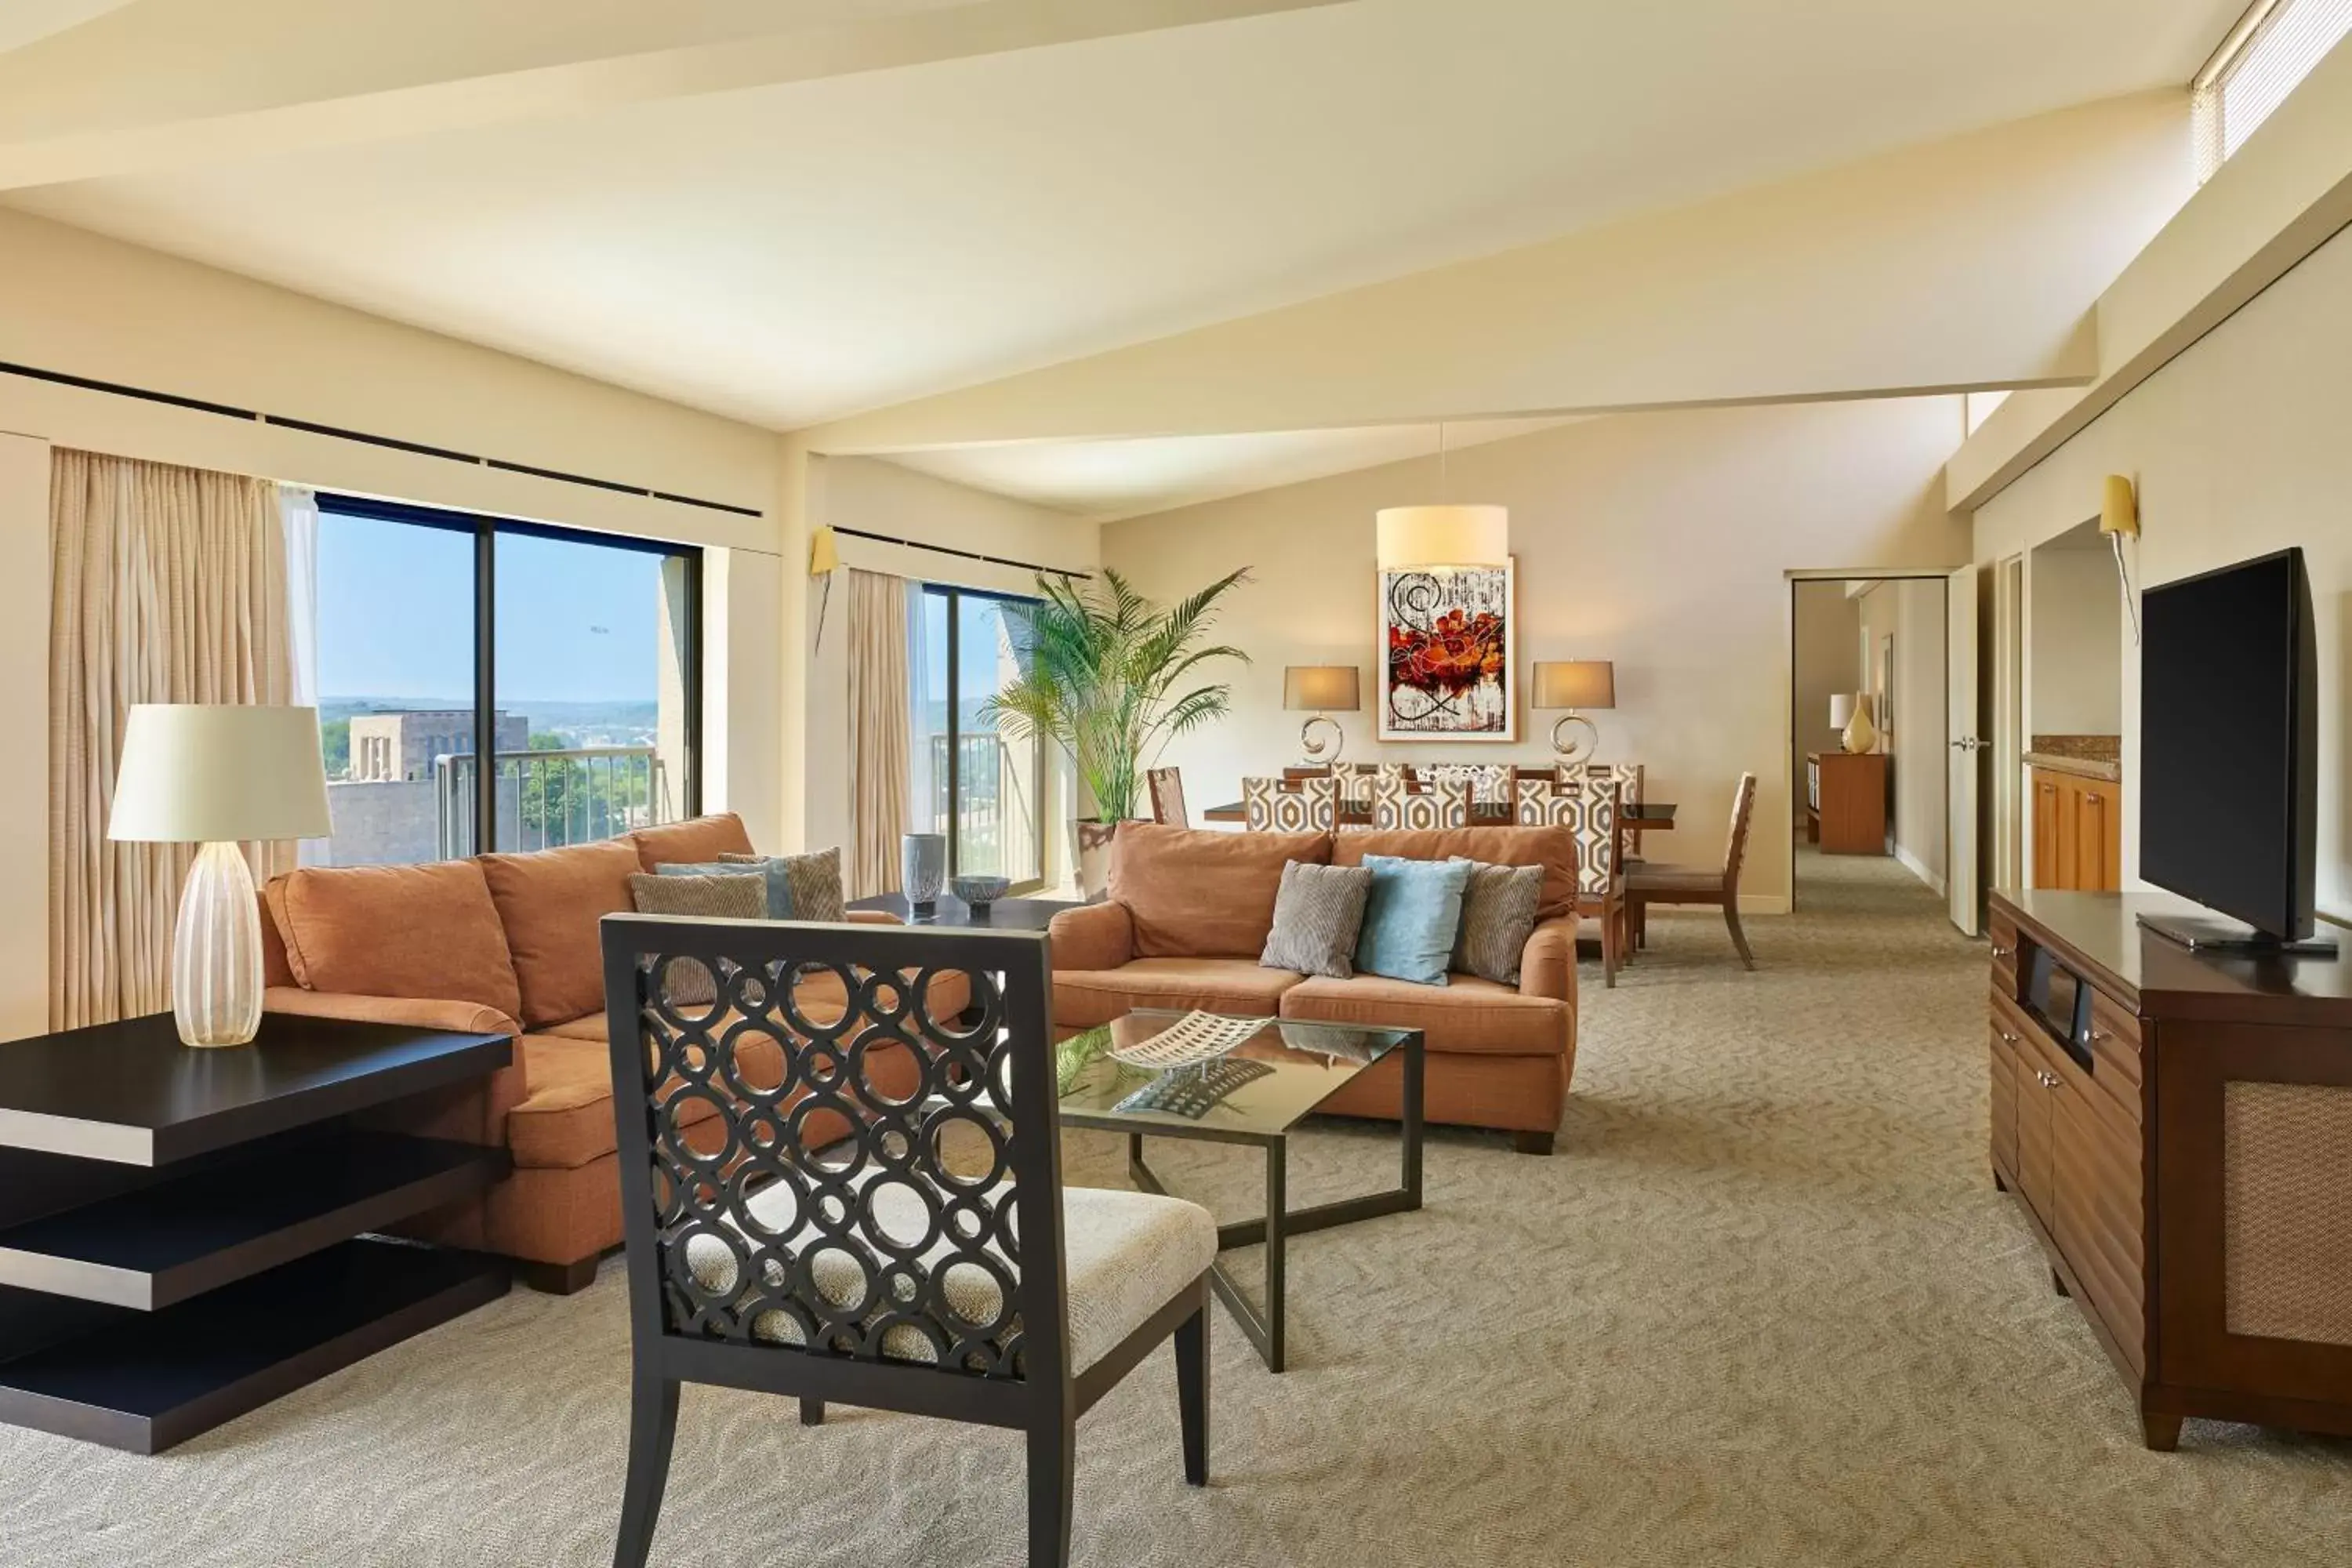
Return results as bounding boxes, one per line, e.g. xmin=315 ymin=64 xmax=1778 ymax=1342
xmin=1377 ymin=564 xmax=1515 ymax=740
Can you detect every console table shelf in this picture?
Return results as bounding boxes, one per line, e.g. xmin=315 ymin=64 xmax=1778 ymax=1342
xmin=0 ymin=1013 xmax=514 ymax=1452
xmin=0 ymin=1130 xmax=507 ymax=1310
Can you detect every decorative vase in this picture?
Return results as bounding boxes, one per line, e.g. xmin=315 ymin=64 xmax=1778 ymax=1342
xmin=1842 ymin=705 xmax=1878 ymax=755
xmin=1073 ymin=818 xmax=1119 ymax=899
xmin=899 ymin=833 xmax=946 ymax=912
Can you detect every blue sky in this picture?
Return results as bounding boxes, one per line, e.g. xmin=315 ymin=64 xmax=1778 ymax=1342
xmin=316 ymin=513 xmax=667 ymax=702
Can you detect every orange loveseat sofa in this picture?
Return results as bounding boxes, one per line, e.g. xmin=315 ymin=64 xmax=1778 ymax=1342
xmin=1047 ymin=822 xmax=1579 ymax=1153
xmin=256 ymin=814 xmax=965 ymax=1292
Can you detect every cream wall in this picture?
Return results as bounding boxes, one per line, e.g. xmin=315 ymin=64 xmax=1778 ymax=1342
xmin=1104 ymin=397 xmax=1970 ymax=913
xmin=1855 ymin=577 xmax=1949 ymax=891
xmin=1973 ymin=219 xmax=2352 ymax=924
xmin=1791 ymin=582 xmax=1860 ymax=824
xmin=0 ymin=433 xmax=49 ymax=1037
xmin=801 ymin=456 xmax=1100 ymax=880
xmin=2026 ymin=538 xmax=2123 ymax=736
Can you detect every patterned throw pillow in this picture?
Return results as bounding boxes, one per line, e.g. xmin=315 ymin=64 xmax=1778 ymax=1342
xmin=720 ymin=847 xmax=845 ymax=923
xmin=1450 ymin=859 xmax=1545 ymax=985
xmin=1258 ymin=861 xmax=1374 ymax=978
xmin=626 ymin=872 xmax=766 ymax=1004
xmin=656 ymin=858 xmax=786 ymax=917
xmin=1352 ymin=855 xmax=1472 ymax=986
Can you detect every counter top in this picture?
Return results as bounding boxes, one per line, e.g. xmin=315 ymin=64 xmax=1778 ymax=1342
xmin=2024 ymin=752 xmax=2121 ymax=783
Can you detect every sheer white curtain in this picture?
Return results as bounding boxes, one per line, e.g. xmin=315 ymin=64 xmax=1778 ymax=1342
xmin=281 ymin=485 xmax=319 ymax=708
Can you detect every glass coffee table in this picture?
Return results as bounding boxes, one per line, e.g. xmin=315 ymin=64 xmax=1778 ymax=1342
xmin=1054 ymin=1009 xmax=1425 ymax=1372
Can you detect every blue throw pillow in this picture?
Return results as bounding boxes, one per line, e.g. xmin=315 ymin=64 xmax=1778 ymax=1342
xmin=656 ymin=859 xmax=788 ymax=919
xmin=1352 ymin=855 xmax=1472 ymax=986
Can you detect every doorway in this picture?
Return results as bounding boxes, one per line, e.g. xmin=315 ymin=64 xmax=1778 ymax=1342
xmin=1786 ymin=572 xmax=1961 ymax=919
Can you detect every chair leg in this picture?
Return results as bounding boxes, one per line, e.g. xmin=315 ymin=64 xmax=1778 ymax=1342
xmin=1632 ymin=894 xmax=1646 ymax=949
xmin=799 ymin=1397 xmax=825 ymax=1427
xmin=1602 ymin=896 xmax=1620 ymax=989
xmin=1027 ymin=1418 xmax=1076 ymax=1568
xmin=1175 ymin=1297 xmax=1210 ymax=1487
xmin=613 ymin=1371 xmax=680 ymax=1568
xmin=1723 ymin=900 xmax=1755 ymax=971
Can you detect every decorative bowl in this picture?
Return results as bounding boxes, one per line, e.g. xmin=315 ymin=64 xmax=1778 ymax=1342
xmin=951 ymin=875 xmax=1011 ymax=912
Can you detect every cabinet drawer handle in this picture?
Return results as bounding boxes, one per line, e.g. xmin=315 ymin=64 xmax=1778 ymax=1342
xmin=1990 ymin=944 xmax=2013 ymax=959
xmin=2038 ymin=1070 xmax=2061 ymax=1089
xmin=1999 ymin=1031 xmax=2020 ymax=1045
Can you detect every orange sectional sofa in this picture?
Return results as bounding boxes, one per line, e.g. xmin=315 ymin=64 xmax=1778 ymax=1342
xmin=1047 ymin=822 xmax=1579 ymax=1153
xmin=256 ymin=814 xmax=964 ymax=1292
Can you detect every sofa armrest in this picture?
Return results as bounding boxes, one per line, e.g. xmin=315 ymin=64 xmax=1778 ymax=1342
xmin=264 ymin=985 xmax=520 ymax=1040
xmin=1048 ymin=902 xmax=1134 ymax=971
xmin=848 ymin=909 xmax=902 ymax=926
xmin=1517 ymin=916 xmax=1580 ymax=1014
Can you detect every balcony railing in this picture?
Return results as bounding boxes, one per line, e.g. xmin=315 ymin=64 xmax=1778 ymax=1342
xmin=925 ymin=731 xmax=1040 ymax=884
xmin=435 ymin=746 xmax=672 ymax=858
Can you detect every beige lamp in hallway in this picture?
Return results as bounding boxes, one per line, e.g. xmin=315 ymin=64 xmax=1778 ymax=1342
xmin=1831 ymin=691 xmax=1878 ymax=753
xmin=109 ymin=705 xmax=332 ymax=1047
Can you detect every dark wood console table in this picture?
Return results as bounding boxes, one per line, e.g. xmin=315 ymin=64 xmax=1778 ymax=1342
xmin=0 ymin=1011 xmax=513 ymax=1452
xmin=1987 ymin=889 xmax=2352 ymax=1449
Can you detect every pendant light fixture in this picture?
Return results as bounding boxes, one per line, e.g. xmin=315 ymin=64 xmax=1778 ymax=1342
xmin=1375 ymin=423 xmax=1509 ymax=570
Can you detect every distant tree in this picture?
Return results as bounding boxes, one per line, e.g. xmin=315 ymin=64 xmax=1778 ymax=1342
xmin=320 ymin=717 xmax=350 ymax=779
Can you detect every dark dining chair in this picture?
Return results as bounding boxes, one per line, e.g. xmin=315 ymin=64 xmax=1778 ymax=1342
xmin=1627 ymin=771 xmax=1759 ymax=970
xmin=600 ymin=915 xmax=1217 ymax=1568
xmin=1146 ymin=765 xmax=1189 ymax=827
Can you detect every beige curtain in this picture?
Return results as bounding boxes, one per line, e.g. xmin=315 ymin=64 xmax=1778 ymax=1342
xmin=49 ymin=450 xmax=295 ymax=1029
xmin=847 ymin=568 xmax=911 ymax=900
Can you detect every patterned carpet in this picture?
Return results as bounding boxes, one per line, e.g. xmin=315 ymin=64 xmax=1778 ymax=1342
xmin=5 ymin=849 xmax=2350 ymax=1566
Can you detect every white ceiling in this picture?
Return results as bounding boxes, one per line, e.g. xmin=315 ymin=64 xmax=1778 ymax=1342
xmin=0 ymin=1 xmax=136 ymax=56
xmin=891 ymin=416 xmax=1581 ymax=520
xmin=0 ymin=0 xmax=2244 ymax=514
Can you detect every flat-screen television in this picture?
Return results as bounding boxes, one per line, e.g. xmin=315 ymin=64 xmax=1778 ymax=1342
xmin=2139 ymin=546 xmax=2319 ymax=945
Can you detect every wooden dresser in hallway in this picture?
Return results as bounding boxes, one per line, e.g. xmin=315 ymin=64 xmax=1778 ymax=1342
xmin=1988 ymin=889 xmax=2352 ymax=1450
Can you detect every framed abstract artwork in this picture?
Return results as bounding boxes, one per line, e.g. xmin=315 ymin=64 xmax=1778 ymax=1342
xmin=1377 ymin=561 xmax=1516 ymax=741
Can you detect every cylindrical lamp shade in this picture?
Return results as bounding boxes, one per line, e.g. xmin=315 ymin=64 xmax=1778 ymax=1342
xmin=109 ymin=704 xmax=333 ymax=844
xmin=1283 ymin=665 xmax=1361 ymax=712
xmin=1829 ymin=693 xmax=1856 ymax=729
xmin=1531 ymin=660 xmax=1615 ymax=710
xmin=1375 ymin=505 xmax=1509 ymax=569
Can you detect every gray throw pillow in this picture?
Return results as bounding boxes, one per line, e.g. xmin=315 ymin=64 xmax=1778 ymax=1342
xmin=659 ymin=858 xmax=789 ymax=918
xmin=1450 ymin=860 xmax=1545 ymax=985
xmin=628 ymin=871 xmax=766 ymax=1004
xmin=1259 ymin=860 xmax=1374 ymax=979
xmin=720 ymin=848 xmax=844 ymax=923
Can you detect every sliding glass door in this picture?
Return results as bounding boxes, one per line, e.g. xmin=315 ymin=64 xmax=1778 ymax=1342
xmin=911 ymin=585 xmax=1044 ymax=891
xmin=308 ymin=495 xmax=699 ymax=866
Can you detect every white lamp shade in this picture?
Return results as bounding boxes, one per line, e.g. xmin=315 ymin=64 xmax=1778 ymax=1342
xmin=1375 ymin=505 xmax=1509 ymax=569
xmin=109 ymin=704 xmax=333 ymax=843
xmin=1829 ymin=692 xmax=1873 ymax=728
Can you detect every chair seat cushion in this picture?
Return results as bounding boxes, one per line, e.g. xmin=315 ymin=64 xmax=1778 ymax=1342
xmin=688 ymin=1176 xmax=1214 ymax=1373
xmin=1053 ymin=958 xmax=1305 ymax=1029
xmin=1628 ymin=864 xmax=1724 ymax=893
xmin=1280 ymin=973 xmax=1569 ymax=1057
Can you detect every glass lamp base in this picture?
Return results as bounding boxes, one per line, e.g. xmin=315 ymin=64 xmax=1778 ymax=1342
xmin=172 ymin=840 xmax=263 ymax=1047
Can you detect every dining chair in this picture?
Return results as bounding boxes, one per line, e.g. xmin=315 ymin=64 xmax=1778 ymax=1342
xmin=1627 ymin=771 xmax=1759 ymax=970
xmin=1574 ymin=763 xmax=1646 ymax=858
xmin=1514 ymin=777 xmax=1626 ymax=986
xmin=1244 ymin=774 xmax=1337 ymax=831
xmin=1146 ymin=765 xmax=1189 ymax=828
xmin=599 ymin=916 xmax=1217 ymax=1568
xmin=1372 ymin=770 xmax=1471 ymax=830
xmin=1334 ymin=760 xmax=1381 ymax=810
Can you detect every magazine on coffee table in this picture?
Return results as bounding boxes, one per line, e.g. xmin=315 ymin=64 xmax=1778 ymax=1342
xmin=1109 ymin=1011 xmax=1266 ymax=1069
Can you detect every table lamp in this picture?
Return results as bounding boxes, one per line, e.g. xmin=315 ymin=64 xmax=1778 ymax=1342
xmin=1283 ymin=666 xmax=1361 ymax=764
xmin=108 ymin=705 xmax=333 ymax=1046
xmin=1531 ymin=660 xmax=1615 ymax=764
xmin=1830 ymin=691 xmax=1877 ymax=753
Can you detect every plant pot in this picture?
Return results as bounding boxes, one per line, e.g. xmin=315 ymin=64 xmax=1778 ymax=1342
xmin=1072 ymin=818 xmax=1120 ymax=898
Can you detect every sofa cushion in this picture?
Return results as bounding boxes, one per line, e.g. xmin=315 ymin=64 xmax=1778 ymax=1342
xmin=629 ymin=812 xmax=756 ymax=872
xmin=1109 ymin=822 xmax=1331 ymax=959
xmin=1053 ymin=957 xmax=1306 ymax=1030
xmin=265 ymin=859 xmax=524 ymax=1022
xmin=1331 ymin=825 xmax=1579 ymax=922
xmin=1354 ymin=855 xmax=1471 ymax=986
xmin=1280 ymin=973 xmax=1570 ymax=1057
xmin=1451 ymin=861 xmax=1546 ymax=985
xmin=1259 ymin=860 xmax=1373 ymax=979
xmin=480 ymin=839 xmax=643 ymax=1029
xmin=720 ymin=848 xmax=845 ymax=923
xmin=627 ymin=869 xmax=767 ymax=1004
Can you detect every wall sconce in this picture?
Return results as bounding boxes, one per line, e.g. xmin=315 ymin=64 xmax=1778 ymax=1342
xmin=2100 ymin=474 xmax=2142 ymax=645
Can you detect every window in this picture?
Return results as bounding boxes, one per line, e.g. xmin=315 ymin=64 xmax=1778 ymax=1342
xmin=2194 ymin=0 xmax=2352 ymax=182
xmin=308 ymin=495 xmax=699 ymax=866
xmin=909 ymin=585 xmax=1045 ymax=891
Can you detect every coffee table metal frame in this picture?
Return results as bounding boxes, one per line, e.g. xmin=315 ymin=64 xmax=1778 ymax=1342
xmin=1058 ymin=1025 xmax=1425 ymax=1374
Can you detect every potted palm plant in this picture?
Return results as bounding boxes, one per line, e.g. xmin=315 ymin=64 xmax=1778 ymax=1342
xmin=984 ymin=568 xmax=1250 ymax=896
